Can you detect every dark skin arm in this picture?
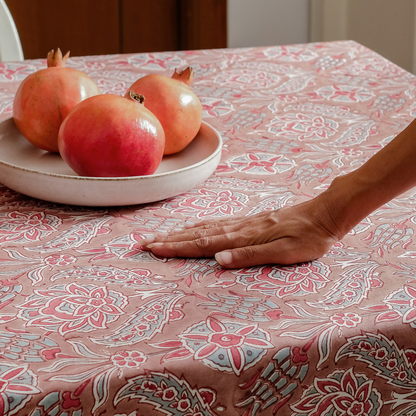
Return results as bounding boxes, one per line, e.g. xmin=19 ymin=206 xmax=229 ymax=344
xmin=140 ymin=118 xmax=416 ymax=268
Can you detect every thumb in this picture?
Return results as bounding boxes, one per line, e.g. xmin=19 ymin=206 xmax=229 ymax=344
xmin=215 ymin=244 xmax=277 ymax=268
xmin=214 ymin=240 xmax=312 ymax=268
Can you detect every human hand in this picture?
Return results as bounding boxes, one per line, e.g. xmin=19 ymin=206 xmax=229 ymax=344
xmin=140 ymin=117 xmax=416 ymax=269
xmin=139 ymin=195 xmax=343 ymax=268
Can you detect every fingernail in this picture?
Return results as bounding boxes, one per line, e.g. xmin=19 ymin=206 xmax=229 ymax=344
xmin=138 ymin=236 xmax=155 ymax=246
xmin=215 ymin=251 xmax=233 ymax=265
xmin=147 ymin=242 xmax=164 ymax=250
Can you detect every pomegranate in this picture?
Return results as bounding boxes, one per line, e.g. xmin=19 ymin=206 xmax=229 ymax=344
xmin=125 ymin=67 xmax=202 ymax=155
xmin=58 ymin=92 xmax=165 ymax=177
xmin=13 ymin=48 xmax=100 ymax=152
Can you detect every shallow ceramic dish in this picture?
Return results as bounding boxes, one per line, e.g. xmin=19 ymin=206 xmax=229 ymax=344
xmin=0 ymin=117 xmax=222 ymax=206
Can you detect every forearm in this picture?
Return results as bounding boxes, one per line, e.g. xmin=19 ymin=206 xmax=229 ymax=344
xmin=320 ymin=118 xmax=416 ymax=238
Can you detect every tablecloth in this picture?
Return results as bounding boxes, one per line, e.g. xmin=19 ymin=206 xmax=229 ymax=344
xmin=0 ymin=40 xmax=416 ymax=416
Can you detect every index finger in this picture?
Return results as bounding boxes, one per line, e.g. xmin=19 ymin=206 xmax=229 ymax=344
xmin=139 ymin=215 xmax=251 ymax=246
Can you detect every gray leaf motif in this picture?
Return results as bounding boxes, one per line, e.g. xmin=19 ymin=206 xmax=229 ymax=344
xmin=266 ymin=75 xmax=314 ymax=94
xmin=50 ymin=265 xmax=176 ymax=290
xmin=330 ymin=121 xmax=375 ymax=148
xmin=336 ymin=332 xmax=416 ymax=389
xmin=25 ymin=217 xmax=111 ymax=252
xmin=114 ymin=371 xmax=218 ymax=416
xmin=307 ymin=261 xmax=380 ymax=310
xmin=0 ymin=332 xmax=59 ymax=362
xmin=237 ymin=345 xmax=309 ymax=415
xmin=90 ymin=292 xmax=186 ymax=347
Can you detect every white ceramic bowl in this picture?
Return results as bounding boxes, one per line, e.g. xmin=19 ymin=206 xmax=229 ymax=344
xmin=0 ymin=117 xmax=222 ymax=206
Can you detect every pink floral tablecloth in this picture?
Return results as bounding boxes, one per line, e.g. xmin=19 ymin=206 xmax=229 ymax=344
xmin=1 ymin=40 xmax=416 ymax=416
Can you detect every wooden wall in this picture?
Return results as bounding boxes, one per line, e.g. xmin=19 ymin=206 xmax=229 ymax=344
xmin=5 ymin=0 xmax=227 ymax=59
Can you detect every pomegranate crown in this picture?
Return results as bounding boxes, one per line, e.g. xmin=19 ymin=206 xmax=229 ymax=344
xmin=47 ymin=48 xmax=70 ymax=68
xmin=171 ymin=67 xmax=194 ymax=86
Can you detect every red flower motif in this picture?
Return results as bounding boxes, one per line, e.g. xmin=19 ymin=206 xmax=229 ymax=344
xmin=391 ymin=363 xmax=408 ymax=381
xmin=143 ymin=313 xmax=158 ymax=322
xmin=268 ymin=113 xmax=338 ymax=141
xmin=0 ymin=63 xmax=33 ymax=81
xmin=237 ymin=263 xmax=330 ymax=297
xmin=0 ymin=211 xmax=60 ymax=243
xmin=316 ymin=85 xmax=374 ymax=102
xmin=111 ymin=351 xmax=147 ymax=368
xmin=0 ymin=366 xmax=38 ymax=394
xmin=0 ymin=364 xmax=40 ymax=415
xmin=405 ymin=350 xmax=416 ymax=366
xmin=384 ymin=357 xmax=398 ymax=370
xmin=96 ymin=79 xmax=126 ymax=94
xmin=200 ymin=97 xmax=233 ymax=117
xmin=154 ymin=380 xmax=181 ymax=404
xmin=283 ymin=114 xmax=338 ymax=140
xmin=227 ymin=153 xmax=295 ymax=175
xmin=371 ymin=347 xmax=388 ymax=361
xmin=341 ymin=148 xmax=364 ymax=157
xmin=44 ymin=254 xmax=77 ymax=266
xmin=180 ymin=317 xmax=273 ymax=375
xmin=209 ymin=332 xmax=244 ymax=348
xmin=134 ymin=323 xmax=150 ymax=332
xmin=358 ymin=341 xmax=372 ymax=352
xmin=19 ymin=283 xmax=127 ymax=335
xmin=330 ymin=312 xmax=362 ymax=328
xmin=265 ymin=309 xmax=283 ymax=320
xmin=291 ymin=368 xmax=382 ymax=416
xmin=154 ymin=384 xmax=179 ymax=402
xmin=162 ymin=387 xmax=178 ymax=401
xmin=174 ymin=395 xmax=191 ymax=412
xmin=41 ymin=285 xmax=124 ymax=329
xmin=171 ymin=189 xmax=248 ymax=219
xmin=198 ymin=388 xmax=216 ymax=406
xmin=385 ymin=286 xmax=416 ymax=324
xmin=141 ymin=380 xmax=158 ymax=392
xmin=169 ymin=309 xmax=185 ymax=321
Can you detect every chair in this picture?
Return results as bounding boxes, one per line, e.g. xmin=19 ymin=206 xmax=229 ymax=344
xmin=0 ymin=0 xmax=23 ymax=61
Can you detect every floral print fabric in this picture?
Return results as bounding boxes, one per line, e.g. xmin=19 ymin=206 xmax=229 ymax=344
xmin=0 ymin=41 xmax=415 ymax=415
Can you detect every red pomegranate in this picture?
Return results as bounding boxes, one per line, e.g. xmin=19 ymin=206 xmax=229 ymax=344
xmin=58 ymin=92 xmax=165 ymax=177
xmin=13 ymin=48 xmax=100 ymax=152
xmin=125 ymin=67 xmax=202 ymax=155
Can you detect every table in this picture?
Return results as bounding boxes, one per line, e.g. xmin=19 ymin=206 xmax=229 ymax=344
xmin=0 ymin=40 xmax=415 ymax=416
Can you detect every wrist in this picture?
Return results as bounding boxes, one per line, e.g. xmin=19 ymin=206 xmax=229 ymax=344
xmin=318 ymin=171 xmax=377 ymax=239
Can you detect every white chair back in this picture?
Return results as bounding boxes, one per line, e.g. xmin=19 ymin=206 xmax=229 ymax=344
xmin=0 ymin=0 xmax=23 ymax=61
